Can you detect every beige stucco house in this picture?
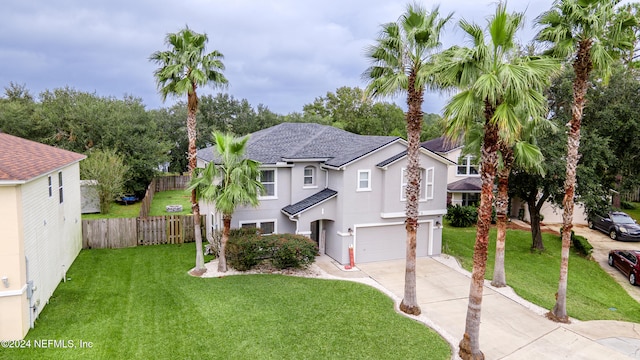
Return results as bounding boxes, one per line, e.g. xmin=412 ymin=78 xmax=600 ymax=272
xmin=0 ymin=133 xmax=85 ymax=340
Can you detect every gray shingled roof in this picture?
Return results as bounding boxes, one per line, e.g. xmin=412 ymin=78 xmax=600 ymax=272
xmin=281 ymin=188 xmax=338 ymax=216
xmin=197 ymin=123 xmax=399 ymax=167
xmin=447 ymin=177 xmax=482 ymax=192
xmin=421 ymin=136 xmax=462 ymax=153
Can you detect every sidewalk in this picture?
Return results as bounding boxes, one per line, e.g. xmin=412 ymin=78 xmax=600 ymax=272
xmin=314 ymin=255 xmax=640 ymax=359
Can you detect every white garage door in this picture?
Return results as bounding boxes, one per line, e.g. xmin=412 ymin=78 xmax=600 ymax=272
xmin=355 ymin=223 xmax=430 ymax=263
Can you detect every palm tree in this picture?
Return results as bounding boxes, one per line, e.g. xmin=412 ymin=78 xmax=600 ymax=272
xmin=363 ymin=3 xmax=452 ymax=316
xmin=536 ymin=0 xmax=634 ymax=323
xmin=436 ymin=3 xmax=558 ymax=358
xmin=188 ymin=132 xmax=263 ymax=272
xmin=491 ymin=121 xmax=549 ymax=287
xmin=150 ymin=27 xmax=228 ymax=274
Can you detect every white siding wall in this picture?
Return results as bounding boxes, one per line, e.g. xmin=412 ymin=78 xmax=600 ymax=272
xmin=21 ymin=163 xmax=82 ymax=322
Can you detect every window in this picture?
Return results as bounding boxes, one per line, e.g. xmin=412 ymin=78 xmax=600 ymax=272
xmin=462 ymin=193 xmax=480 ymax=206
xmin=303 ymin=166 xmax=315 ymax=187
xmin=240 ymin=220 xmax=276 ymax=235
xmin=357 ymin=170 xmax=371 ymax=191
xmin=457 ymin=155 xmax=479 ymax=175
xmin=58 ymin=172 xmax=64 ymax=203
xmin=48 ymin=176 xmax=52 ymax=197
xmin=260 ymin=169 xmax=276 ymax=198
xmin=401 ymin=167 xmax=432 ymax=201
xmin=425 ymin=167 xmax=434 ymax=200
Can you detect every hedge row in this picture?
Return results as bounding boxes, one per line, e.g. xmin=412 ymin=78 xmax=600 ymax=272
xmin=225 ymin=228 xmax=318 ymax=271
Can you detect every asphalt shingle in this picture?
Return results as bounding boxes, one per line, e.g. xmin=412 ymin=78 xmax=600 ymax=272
xmin=197 ymin=123 xmax=399 ymax=167
xmin=281 ymin=188 xmax=338 ymax=216
xmin=0 ymin=133 xmax=85 ymax=182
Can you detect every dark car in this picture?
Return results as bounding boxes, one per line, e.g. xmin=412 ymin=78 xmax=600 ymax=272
xmin=588 ymin=211 xmax=640 ymax=241
xmin=608 ymin=249 xmax=640 ymax=285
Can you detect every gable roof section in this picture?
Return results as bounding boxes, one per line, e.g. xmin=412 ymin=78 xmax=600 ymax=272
xmin=376 ymin=146 xmax=456 ymax=169
xmin=0 ymin=133 xmax=86 ymax=183
xmin=421 ymin=136 xmax=463 ymax=154
xmin=281 ymin=188 xmax=338 ymax=217
xmin=447 ymin=177 xmax=482 ymax=193
xmin=197 ymin=123 xmax=399 ymax=168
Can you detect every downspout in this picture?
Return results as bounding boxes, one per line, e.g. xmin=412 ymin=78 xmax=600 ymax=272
xmin=287 ymin=214 xmax=299 ymax=234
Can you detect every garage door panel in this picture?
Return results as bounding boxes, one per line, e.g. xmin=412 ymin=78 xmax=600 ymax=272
xmin=356 ymin=224 xmax=429 ymax=263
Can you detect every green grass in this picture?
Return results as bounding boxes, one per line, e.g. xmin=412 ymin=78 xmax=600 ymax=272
xmin=81 ymin=202 xmax=141 ymax=219
xmin=0 ymin=243 xmax=451 ymax=360
xmin=621 ymin=202 xmax=640 ymax=221
xmin=148 ymin=189 xmax=192 ymax=216
xmin=443 ymin=225 xmax=640 ymax=323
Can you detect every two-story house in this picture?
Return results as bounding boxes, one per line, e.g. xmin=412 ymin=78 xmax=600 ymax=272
xmin=421 ymin=136 xmax=481 ymax=207
xmin=422 ymin=136 xmax=587 ymax=225
xmin=0 ymin=133 xmax=85 ymax=340
xmin=197 ymin=123 xmax=453 ymax=265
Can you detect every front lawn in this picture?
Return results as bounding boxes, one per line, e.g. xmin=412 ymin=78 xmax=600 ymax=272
xmin=0 ymin=244 xmax=451 ymax=360
xmin=443 ymin=226 xmax=640 ymax=323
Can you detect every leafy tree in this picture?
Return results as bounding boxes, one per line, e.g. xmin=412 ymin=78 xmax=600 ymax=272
xmin=188 ymin=132 xmax=263 ymax=272
xmin=364 ymin=3 xmax=452 ymax=316
xmin=80 ymin=148 xmax=129 ymax=214
xmin=536 ymin=0 xmax=634 ymax=323
xmin=151 ymin=26 xmax=228 ymax=274
xmin=438 ymin=4 xmax=557 ymax=358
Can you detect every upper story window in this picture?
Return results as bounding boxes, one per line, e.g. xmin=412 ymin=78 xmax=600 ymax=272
xmin=357 ymin=170 xmax=371 ymax=191
xmin=48 ymin=175 xmax=53 ymax=197
xmin=303 ymin=166 xmax=315 ymax=187
xmin=457 ymin=155 xmax=479 ymax=176
xmin=58 ymin=172 xmax=64 ymax=203
xmin=259 ymin=169 xmax=277 ymax=199
xmin=401 ymin=167 xmax=434 ymax=201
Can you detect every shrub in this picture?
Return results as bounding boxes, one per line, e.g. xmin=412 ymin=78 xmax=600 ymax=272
xmin=226 ymin=230 xmax=318 ymax=271
xmin=621 ymin=201 xmax=636 ymax=210
xmin=226 ymin=227 xmax=263 ymax=271
xmin=571 ymin=231 xmax=593 ymax=258
xmin=268 ymin=234 xmax=318 ymax=269
xmin=445 ymin=205 xmax=478 ymax=227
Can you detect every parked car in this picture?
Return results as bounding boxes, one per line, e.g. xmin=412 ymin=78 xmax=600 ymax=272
xmin=588 ymin=211 xmax=640 ymax=241
xmin=608 ymin=249 xmax=640 ymax=285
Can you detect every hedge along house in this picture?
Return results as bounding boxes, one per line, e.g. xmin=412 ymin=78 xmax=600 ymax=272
xmin=197 ymin=123 xmax=453 ymax=264
xmin=0 ymin=133 xmax=85 ymax=340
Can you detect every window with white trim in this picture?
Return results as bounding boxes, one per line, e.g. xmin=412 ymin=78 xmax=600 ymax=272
xmin=240 ymin=220 xmax=276 ymax=235
xmin=48 ymin=175 xmax=52 ymax=197
xmin=259 ymin=169 xmax=276 ymax=199
xmin=401 ymin=167 xmax=432 ymax=201
xmin=357 ymin=170 xmax=371 ymax=191
xmin=303 ymin=166 xmax=315 ymax=187
xmin=457 ymin=155 xmax=479 ymax=175
xmin=58 ymin=172 xmax=64 ymax=203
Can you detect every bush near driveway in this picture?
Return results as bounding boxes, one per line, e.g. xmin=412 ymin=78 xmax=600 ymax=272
xmin=0 ymin=243 xmax=451 ymax=360
xmin=226 ymin=228 xmax=318 ymax=270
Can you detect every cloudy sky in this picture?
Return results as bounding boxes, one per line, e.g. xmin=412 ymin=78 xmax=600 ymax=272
xmin=1 ymin=0 xmax=558 ymax=115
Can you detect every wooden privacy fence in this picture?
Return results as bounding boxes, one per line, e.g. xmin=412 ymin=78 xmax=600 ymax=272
xmin=155 ymin=175 xmax=190 ymax=192
xmin=82 ymin=215 xmax=204 ymax=249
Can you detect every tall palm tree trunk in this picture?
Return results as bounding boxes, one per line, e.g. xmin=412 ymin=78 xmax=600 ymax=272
xmin=187 ymin=90 xmax=206 ymax=274
xmin=491 ymin=145 xmax=514 ymax=287
xmin=218 ymin=215 xmax=231 ymax=272
xmin=459 ymin=111 xmax=499 ymax=360
xmin=550 ymin=39 xmax=592 ymax=322
xmin=399 ymin=72 xmax=423 ymax=316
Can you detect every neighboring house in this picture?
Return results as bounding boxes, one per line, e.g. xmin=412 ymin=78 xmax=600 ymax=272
xmin=423 ymin=136 xmax=587 ymax=225
xmin=197 ymin=123 xmax=453 ymax=264
xmin=421 ymin=136 xmax=482 ymax=207
xmin=0 ymin=133 xmax=85 ymax=340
